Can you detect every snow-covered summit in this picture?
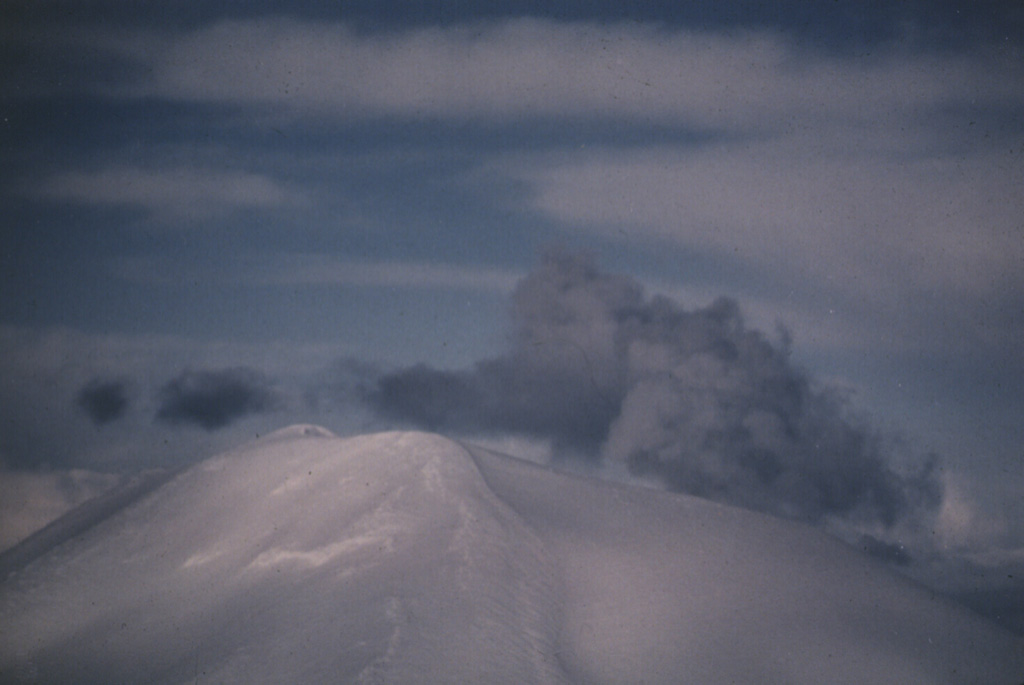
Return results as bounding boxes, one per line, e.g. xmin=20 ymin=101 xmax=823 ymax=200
xmin=256 ymin=423 xmax=338 ymax=442
xmin=1 ymin=430 xmax=1021 ymax=684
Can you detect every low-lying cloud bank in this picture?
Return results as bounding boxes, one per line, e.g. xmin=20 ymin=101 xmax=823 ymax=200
xmin=369 ymin=250 xmax=942 ymax=530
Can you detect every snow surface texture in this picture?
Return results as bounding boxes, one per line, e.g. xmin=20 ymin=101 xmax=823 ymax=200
xmin=1 ymin=425 xmax=1021 ymax=684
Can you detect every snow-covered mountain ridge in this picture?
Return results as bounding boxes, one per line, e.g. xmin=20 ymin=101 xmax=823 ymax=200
xmin=1 ymin=426 xmax=1021 ymax=683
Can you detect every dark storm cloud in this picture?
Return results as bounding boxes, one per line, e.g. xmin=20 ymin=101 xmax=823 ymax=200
xmin=76 ymin=377 xmax=131 ymax=425
xmin=369 ymin=251 xmax=942 ymax=527
xmin=155 ymin=367 xmax=280 ymax=430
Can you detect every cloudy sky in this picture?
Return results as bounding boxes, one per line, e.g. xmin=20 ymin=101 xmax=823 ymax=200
xmin=1 ymin=0 xmax=1022 ymax=623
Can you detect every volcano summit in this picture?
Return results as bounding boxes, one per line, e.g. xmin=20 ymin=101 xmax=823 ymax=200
xmin=1 ymin=426 xmax=1021 ymax=683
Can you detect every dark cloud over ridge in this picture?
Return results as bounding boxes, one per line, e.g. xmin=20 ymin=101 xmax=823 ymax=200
xmin=76 ymin=376 xmax=131 ymax=426
xmin=155 ymin=367 xmax=280 ymax=430
xmin=370 ymin=251 xmax=942 ymax=527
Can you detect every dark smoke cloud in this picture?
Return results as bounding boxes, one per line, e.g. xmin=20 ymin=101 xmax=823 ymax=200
xmin=369 ymin=250 xmax=942 ymax=527
xmin=76 ymin=377 xmax=131 ymax=425
xmin=155 ymin=367 xmax=280 ymax=430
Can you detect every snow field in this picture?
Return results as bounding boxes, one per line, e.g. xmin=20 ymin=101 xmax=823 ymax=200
xmin=1 ymin=426 xmax=1021 ymax=683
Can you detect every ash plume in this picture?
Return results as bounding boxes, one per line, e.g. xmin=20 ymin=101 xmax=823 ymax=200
xmin=369 ymin=250 xmax=942 ymax=527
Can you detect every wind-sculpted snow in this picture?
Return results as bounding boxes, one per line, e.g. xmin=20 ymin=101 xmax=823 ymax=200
xmin=1 ymin=427 xmax=1021 ymax=683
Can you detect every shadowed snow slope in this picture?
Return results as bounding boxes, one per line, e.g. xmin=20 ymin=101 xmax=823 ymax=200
xmin=1 ymin=426 xmax=1021 ymax=684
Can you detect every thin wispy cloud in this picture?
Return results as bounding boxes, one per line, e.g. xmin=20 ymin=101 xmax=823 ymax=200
xmin=35 ymin=167 xmax=305 ymax=217
xmin=113 ymin=19 xmax=1021 ymax=126
xmin=34 ymin=18 xmax=1023 ymax=365
xmin=85 ymin=18 xmax=1023 ymax=364
xmin=229 ymin=256 xmax=523 ymax=292
xmin=516 ymin=140 xmax=1023 ymax=301
xmin=114 ymin=255 xmax=522 ymax=292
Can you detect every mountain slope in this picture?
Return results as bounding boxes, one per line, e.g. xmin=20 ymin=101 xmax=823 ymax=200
xmin=465 ymin=442 xmax=1024 ymax=683
xmin=1 ymin=426 xmax=1021 ymax=683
